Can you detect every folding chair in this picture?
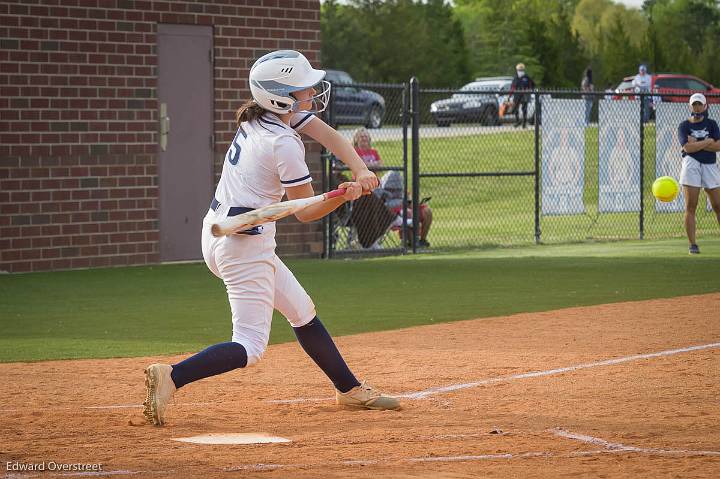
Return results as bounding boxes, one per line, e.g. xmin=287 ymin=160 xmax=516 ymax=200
xmin=349 ymin=193 xmax=397 ymax=249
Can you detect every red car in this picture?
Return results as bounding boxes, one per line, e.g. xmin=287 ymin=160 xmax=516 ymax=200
xmin=614 ymin=73 xmax=720 ymax=105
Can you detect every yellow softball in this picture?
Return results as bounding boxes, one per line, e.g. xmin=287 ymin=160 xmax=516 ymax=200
xmin=652 ymin=176 xmax=679 ymax=202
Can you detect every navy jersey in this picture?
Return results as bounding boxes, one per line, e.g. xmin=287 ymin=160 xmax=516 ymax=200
xmin=511 ymin=74 xmax=535 ymax=104
xmin=512 ymin=75 xmax=534 ymax=91
xmin=678 ymin=117 xmax=720 ymax=164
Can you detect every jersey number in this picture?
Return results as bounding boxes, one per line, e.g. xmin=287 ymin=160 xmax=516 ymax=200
xmin=225 ymin=126 xmax=247 ymax=165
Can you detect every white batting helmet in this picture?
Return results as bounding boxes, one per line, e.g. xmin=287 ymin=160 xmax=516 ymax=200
xmin=249 ymin=50 xmax=331 ymax=114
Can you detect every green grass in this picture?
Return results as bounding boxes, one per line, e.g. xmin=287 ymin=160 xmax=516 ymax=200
xmin=369 ymin=126 xmax=719 ymax=249
xmin=1 ymin=238 xmax=719 ymax=362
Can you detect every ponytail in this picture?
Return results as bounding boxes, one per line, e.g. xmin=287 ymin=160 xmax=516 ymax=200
xmin=235 ymin=100 xmax=267 ymax=127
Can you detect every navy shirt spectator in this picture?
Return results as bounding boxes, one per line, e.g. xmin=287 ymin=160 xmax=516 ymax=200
xmin=509 ymin=63 xmax=535 ymax=128
xmin=675 ymin=92 xmax=720 ymax=255
xmin=678 ymin=114 xmax=720 ymax=164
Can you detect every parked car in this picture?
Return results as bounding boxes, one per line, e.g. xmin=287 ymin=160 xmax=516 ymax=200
xmin=324 ymin=69 xmax=386 ymax=129
xmin=430 ymin=76 xmax=535 ymax=127
xmin=614 ymin=73 xmax=720 ymax=107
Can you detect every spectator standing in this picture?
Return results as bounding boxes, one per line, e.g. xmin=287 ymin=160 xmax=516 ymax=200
xmin=632 ymin=64 xmax=652 ymax=122
xmin=677 ymin=93 xmax=720 ymax=254
xmin=581 ymin=66 xmax=594 ymax=126
xmin=604 ymin=82 xmax=615 ymax=101
xmin=509 ymin=63 xmax=535 ymax=128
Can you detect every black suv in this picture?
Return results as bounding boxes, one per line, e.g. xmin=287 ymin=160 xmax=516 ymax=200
xmin=325 ymin=69 xmax=386 ymax=128
xmin=430 ymin=76 xmax=516 ymax=127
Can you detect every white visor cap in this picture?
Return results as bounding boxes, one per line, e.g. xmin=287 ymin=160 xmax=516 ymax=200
xmin=689 ymin=93 xmax=706 ymax=105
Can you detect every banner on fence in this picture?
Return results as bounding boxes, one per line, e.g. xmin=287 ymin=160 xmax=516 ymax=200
xmin=655 ymin=103 xmax=688 ymax=212
xmin=541 ymin=99 xmax=586 ymax=216
xmin=598 ymin=100 xmax=641 ymax=212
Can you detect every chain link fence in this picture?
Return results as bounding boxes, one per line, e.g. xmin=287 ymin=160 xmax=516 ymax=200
xmin=535 ymin=90 xmax=717 ymax=245
xmin=414 ymin=80 xmax=538 ymax=250
xmin=322 ymin=78 xmax=720 ymax=256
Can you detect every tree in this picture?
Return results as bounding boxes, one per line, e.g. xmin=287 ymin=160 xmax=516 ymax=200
xmin=572 ymin=0 xmax=614 ymax=58
xmin=534 ymin=7 xmax=588 ymax=87
xmin=455 ymin=0 xmax=586 ymax=87
xmin=645 ymin=0 xmax=720 ymax=84
xmin=322 ymin=0 xmax=719 ymax=89
xmin=321 ymin=0 xmax=469 ymax=86
xmin=598 ymin=14 xmax=642 ymax=88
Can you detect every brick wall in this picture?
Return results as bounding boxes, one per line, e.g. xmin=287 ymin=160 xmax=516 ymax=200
xmin=0 ymin=0 xmax=322 ymax=273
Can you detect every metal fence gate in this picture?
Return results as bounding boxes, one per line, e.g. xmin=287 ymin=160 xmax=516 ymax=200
xmin=323 ymin=81 xmax=411 ymax=257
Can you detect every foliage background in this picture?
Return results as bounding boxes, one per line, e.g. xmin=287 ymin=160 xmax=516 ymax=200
xmin=321 ymin=0 xmax=720 ymax=89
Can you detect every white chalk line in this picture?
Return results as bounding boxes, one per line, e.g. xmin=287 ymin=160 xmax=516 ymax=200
xmin=3 ymin=342 xmax=718 ymax=413
xmin=6 ymin=430 xmax=717 ymax=476
xmin=552 ymin=428 xmax=720 ymax=457
xmin=267 ymin=341 xmax=720 ymax=404
xmin=224 ymin=428 xmax=720 ymax=471
xmin=0 ymin=402 xmax=212 ymax=414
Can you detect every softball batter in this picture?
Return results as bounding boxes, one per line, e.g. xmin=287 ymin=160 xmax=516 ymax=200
xmin=143 ymin=50 xmax=400 ymax=426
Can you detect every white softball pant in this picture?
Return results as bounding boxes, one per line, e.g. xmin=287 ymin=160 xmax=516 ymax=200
xmin=201 ymin=209 xmax=317 ymax=366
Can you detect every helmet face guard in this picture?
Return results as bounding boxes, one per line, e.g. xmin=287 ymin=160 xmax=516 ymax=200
xmin=291 ymin=80 xmax=331 ymax=114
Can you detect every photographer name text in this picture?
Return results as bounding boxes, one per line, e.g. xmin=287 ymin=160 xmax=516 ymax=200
xmin=6 ymin=461 xmax=103 ymax=472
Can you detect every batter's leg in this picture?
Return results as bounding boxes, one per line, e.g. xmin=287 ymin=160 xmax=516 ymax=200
xmin=273 ymin=257 xmax=400 ymax=410
xmin=143 ymin=236 xmax=276 ymax=426
xmin=272 ymin=256 xmax=359 ymax=393
xmin=170 ymin=252 xmax=276 ymax=387
xmin=170 ymin=342 xmax=248 ymax=388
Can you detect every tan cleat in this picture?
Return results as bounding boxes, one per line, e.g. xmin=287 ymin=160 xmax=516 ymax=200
xmin=143 ymin=364 xmax=176 ymax=426
xmin=336 ymin=381 xmax=401 ymax=410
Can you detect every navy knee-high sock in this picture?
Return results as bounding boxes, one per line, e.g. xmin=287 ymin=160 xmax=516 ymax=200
xmin=293 ymin=317 xmax=360 ymax=393
xmin=170 ymin=342 xmax=248 ymax=389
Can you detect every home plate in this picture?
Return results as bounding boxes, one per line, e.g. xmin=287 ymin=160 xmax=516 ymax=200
xmin=173 ymin=433 xmax=291 ymax=445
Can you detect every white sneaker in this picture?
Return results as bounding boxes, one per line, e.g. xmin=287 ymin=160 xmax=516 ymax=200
xmin=143 ymin=364 xmax=176 ymax=426
xmin=336 ymin=381 xmax=400 ymax=410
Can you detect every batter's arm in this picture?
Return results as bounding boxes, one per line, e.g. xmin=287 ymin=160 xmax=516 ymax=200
xmin=299 ymin=117 xmax=379 ymax=192
xmin=286 ymin=181 xmax=363 ymax=223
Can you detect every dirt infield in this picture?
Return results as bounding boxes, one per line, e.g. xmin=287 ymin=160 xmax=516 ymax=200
xmin=2 ymin=293 xmax=719 ymax=478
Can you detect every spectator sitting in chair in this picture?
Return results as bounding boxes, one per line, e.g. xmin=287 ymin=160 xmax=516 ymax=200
xmin=352 ymin=127 xmax=383 ymax=169
xmin=377 ymin=170 xmax=433 ymax=248
xmin=352 ymin=128 xmax=433 ymax=248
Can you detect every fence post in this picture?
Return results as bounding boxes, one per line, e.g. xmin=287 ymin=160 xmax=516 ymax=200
xmin=321 ymin=153 xmax=328 ymax=259
xmin=325 ymin=86 xmax=337 ymax=258
xmin=401 ymin=81 xmax=410 ymax=254
xmin=410 ymin=77 xmax=420 ymax=253
xmin=534 ymin=90 xmax=541 ymax=244
xmin=639 ymin=92 xmax=645 ymax=240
